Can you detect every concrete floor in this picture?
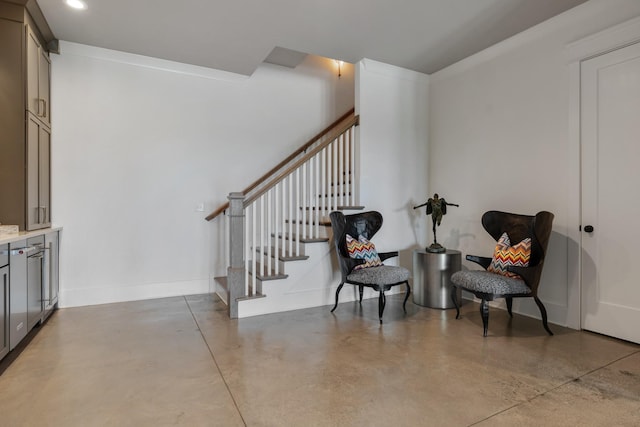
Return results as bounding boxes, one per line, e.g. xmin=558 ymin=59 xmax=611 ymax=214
xmin=0 ymin=293 xmax=639 ymax=426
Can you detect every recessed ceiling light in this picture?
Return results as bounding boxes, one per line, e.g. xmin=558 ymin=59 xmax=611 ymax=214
xmin=66 ymin=0 xmax=87 ymax=10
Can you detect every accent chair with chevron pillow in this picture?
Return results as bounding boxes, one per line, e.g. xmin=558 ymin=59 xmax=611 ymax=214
xmin=450 ymin=210 xmax=555 ymax=337
xmin=486 ymin=232 xmax=531 ymax=279
xmin=346 ymin=234 xmax=383 ymax=270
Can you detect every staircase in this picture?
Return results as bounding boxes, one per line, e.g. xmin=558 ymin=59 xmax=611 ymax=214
xmin=206 ymin=109 xmax=362 ymax=318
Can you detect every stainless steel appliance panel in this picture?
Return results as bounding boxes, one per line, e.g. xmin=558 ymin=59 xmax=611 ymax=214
xmin=0 ymin=243 xmax=8 ymax=267
xmin=9 ymin=239 xmax=28 ymax=350
xmin=0 ymin=264 xmax=9 ymax=360
xmin=26 ymin=235 xmax=44 ymax=330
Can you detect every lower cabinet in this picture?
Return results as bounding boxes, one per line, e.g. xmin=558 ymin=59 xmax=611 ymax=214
xmin=8 ymin=239 xmax=28 ymax=351
xmin=26 ymin=235 xmax=44 ymax=331
xmin=1 ymin=244 xmax=9 ymax=360
xmin=2 ymin=229 xmax=59 ymax=362
xmin=43 ymin=231 xmax=59 ymax=319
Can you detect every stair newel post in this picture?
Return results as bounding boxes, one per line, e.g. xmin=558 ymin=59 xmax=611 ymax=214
xmin=227 ymin=192 xmax=246 ymax=318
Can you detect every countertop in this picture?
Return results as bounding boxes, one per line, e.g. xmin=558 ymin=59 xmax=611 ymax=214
xmin=0 ymin=226 xmax=63 ymax=245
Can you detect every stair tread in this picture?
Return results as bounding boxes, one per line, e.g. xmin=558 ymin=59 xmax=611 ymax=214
xmin=237 ymin=292 xmax=266 ymax=302
xmin=302 ymin=205 xmax=363 ymax=211
xmin=249 ymin=265 xmax=289 ymax=281
xmin=255 ymin=246 xmax=310 ymax=261
xmin=273 ymin=233 xmax=329 ymax=243
xmin=285 ymin=218 xmax=331 ymax=227
xmin=256 ymin=272 xmax=288 ymax=281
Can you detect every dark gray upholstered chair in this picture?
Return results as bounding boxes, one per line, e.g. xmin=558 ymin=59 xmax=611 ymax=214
xmin=450 ymin=210 xmax=554 ymax=336
xmin=329 ymin=211 xmax=411 ymax=323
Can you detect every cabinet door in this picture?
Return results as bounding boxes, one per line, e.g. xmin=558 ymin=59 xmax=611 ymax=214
xmin=38 ymin=49 xmax=51 ymax=126
xmin=27 ymin=114 xmax=40 ymax=230
xmin=43 ymin=231 xmax=59 ymax=317
xmin=26 ymin=254 xmax=43 ymax=330
xmin=0 ymin=265 xmax=9 ymax=361
xmin=26 ymin=25 xmax=50 ymax=125
xmin=39 ymin=125 xmax=51 ymax=226
xmin=26 ymin=113 xmax=51 ymax=230
xmin=26 ymin=26 xmax=41 ymax=118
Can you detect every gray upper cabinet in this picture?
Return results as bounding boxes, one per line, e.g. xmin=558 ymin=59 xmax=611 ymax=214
xmin=0 ymin=2 xmax=55 ymax=231
xmin=27 ymin=25 xmax=51 ymax=128
xmin=27 ymin=113 xmax=51 ymax=230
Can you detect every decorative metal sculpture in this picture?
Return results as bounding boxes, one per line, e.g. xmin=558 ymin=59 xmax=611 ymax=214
xmin=414 ymin=193 xmax=459 ymax=253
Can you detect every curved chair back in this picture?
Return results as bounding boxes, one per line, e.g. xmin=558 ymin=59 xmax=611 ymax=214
xmin=481 ymin=210 xmax=554 ymax=294
xmin=330 ymin=211 xmax=383 ymax=280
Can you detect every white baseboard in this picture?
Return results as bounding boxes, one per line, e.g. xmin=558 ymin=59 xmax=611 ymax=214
xmin=58 ymin=279 xmax=210 ymax=308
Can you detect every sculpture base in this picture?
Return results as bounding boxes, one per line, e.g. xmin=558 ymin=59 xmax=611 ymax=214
xmin=426 ymin=243 xmax=446 ymax=253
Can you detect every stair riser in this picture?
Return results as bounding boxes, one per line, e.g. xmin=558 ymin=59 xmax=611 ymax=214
xmin=250 ymin=261 xmax=288 ymax=278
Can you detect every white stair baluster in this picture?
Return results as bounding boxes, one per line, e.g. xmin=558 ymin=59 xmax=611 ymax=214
xmin=318 ymin=148 xmax=327 ymax=216
xmin=251 ymin=201 xmax=257 ymax=293
xmin=267 ymin=190 xmax=272 ymax=276
xmin=244 ymin=204 xmax=249 ymax=296
xmin=298 ymin=168 xmax=301 ymax=256
xmin=314 ymin=154 xmax=320 ymax=238
xmin=274 ymin=183 xmax=280 ymax=275
xmin=301 ymin=162 xmax=307 ymax=240
xmin=331 ymin=139 xmax=339 ymax=210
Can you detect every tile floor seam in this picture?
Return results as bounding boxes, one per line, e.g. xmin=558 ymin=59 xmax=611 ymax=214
xmin=467 ymin=347 xmax=640 ymax=426
xmin=184 ymin=296 xmax=248 ymax=427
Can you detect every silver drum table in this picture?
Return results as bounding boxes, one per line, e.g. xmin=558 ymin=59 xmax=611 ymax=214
xmin=412 ymin=249 xmax=461 ymax=309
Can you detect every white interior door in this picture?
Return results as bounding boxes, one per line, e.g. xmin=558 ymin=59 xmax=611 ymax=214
xmin=581 ymin=42 xmax=640 ymax=344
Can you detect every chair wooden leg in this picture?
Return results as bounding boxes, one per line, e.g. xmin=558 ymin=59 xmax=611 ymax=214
xmin=534 ymin=296 xmax=554 ymax=336
xmin=402 ymin=282 xmax=411 ymax=312
xmin=480 ymin=298 xmax=490 ymax=337
xmin=506 ymin=297 xmax=513 ymax=317
xmin=359 ymin=285 xmax=364 ymax=303
xmin=331 ymin=283 xmax=344 ymax=312
xmin=378 ymin=290 xmax=386 ymax=323
xmin=451 ymin=286 xmax=460 ymax=319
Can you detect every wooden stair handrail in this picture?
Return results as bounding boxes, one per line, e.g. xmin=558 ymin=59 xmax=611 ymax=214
xmin=206 ymin=204 xmax=228 ymax=221
xmin=206 ymin=108 xmax=356 ymax=221
xmin=243 ymin=114 xmax=359 ymax=207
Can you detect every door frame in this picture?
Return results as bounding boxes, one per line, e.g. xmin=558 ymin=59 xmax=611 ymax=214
xmin=566 ymin=15 xmax=640 ymax=330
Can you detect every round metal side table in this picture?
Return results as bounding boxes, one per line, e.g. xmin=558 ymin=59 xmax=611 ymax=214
xmin=412 ymin=249 xmax=462 ymax=309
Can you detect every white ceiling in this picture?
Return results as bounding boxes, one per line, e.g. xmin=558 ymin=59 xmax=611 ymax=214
xmin=37 ymin=0 xmax=589 ymax=76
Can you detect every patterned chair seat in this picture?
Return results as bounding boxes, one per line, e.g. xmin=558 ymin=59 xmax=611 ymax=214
xmin=347 ymin=265 xmax=411 ymax=287
xmin=450 ymin=271 xmax=531 ymax=296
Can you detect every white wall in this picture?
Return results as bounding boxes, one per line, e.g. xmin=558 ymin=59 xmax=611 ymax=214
xmin=51 ymin=42 xmax=354 ymax=307
xmin=428 ymin=0 xmax=640 ymax=327
xmin=356 ymin=59 xmax=430 ymax=274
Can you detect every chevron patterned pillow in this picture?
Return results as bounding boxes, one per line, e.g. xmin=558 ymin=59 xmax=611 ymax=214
xmin=487 ymin=232 xmax=531 ymax=279
xmin=346 ymin=234 xmax=383 ymax=270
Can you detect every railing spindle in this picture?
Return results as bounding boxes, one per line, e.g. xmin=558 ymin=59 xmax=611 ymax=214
xmin=314 ymin=154 xmax=320 ymax=238
xmin=244 ymin=204 xmax=249 ymax=296
xmin=274 ymin=183 xmax=279 ymax=275
xmin=331 ymin=139 xmax=340 ymax=210
xmin=302 ymin=162 xmax=307 ymax=240
xmin=298 ymin=169 xmax=300 ymax=256
xmin=267 ymin=190 xmax=272 ymax=276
